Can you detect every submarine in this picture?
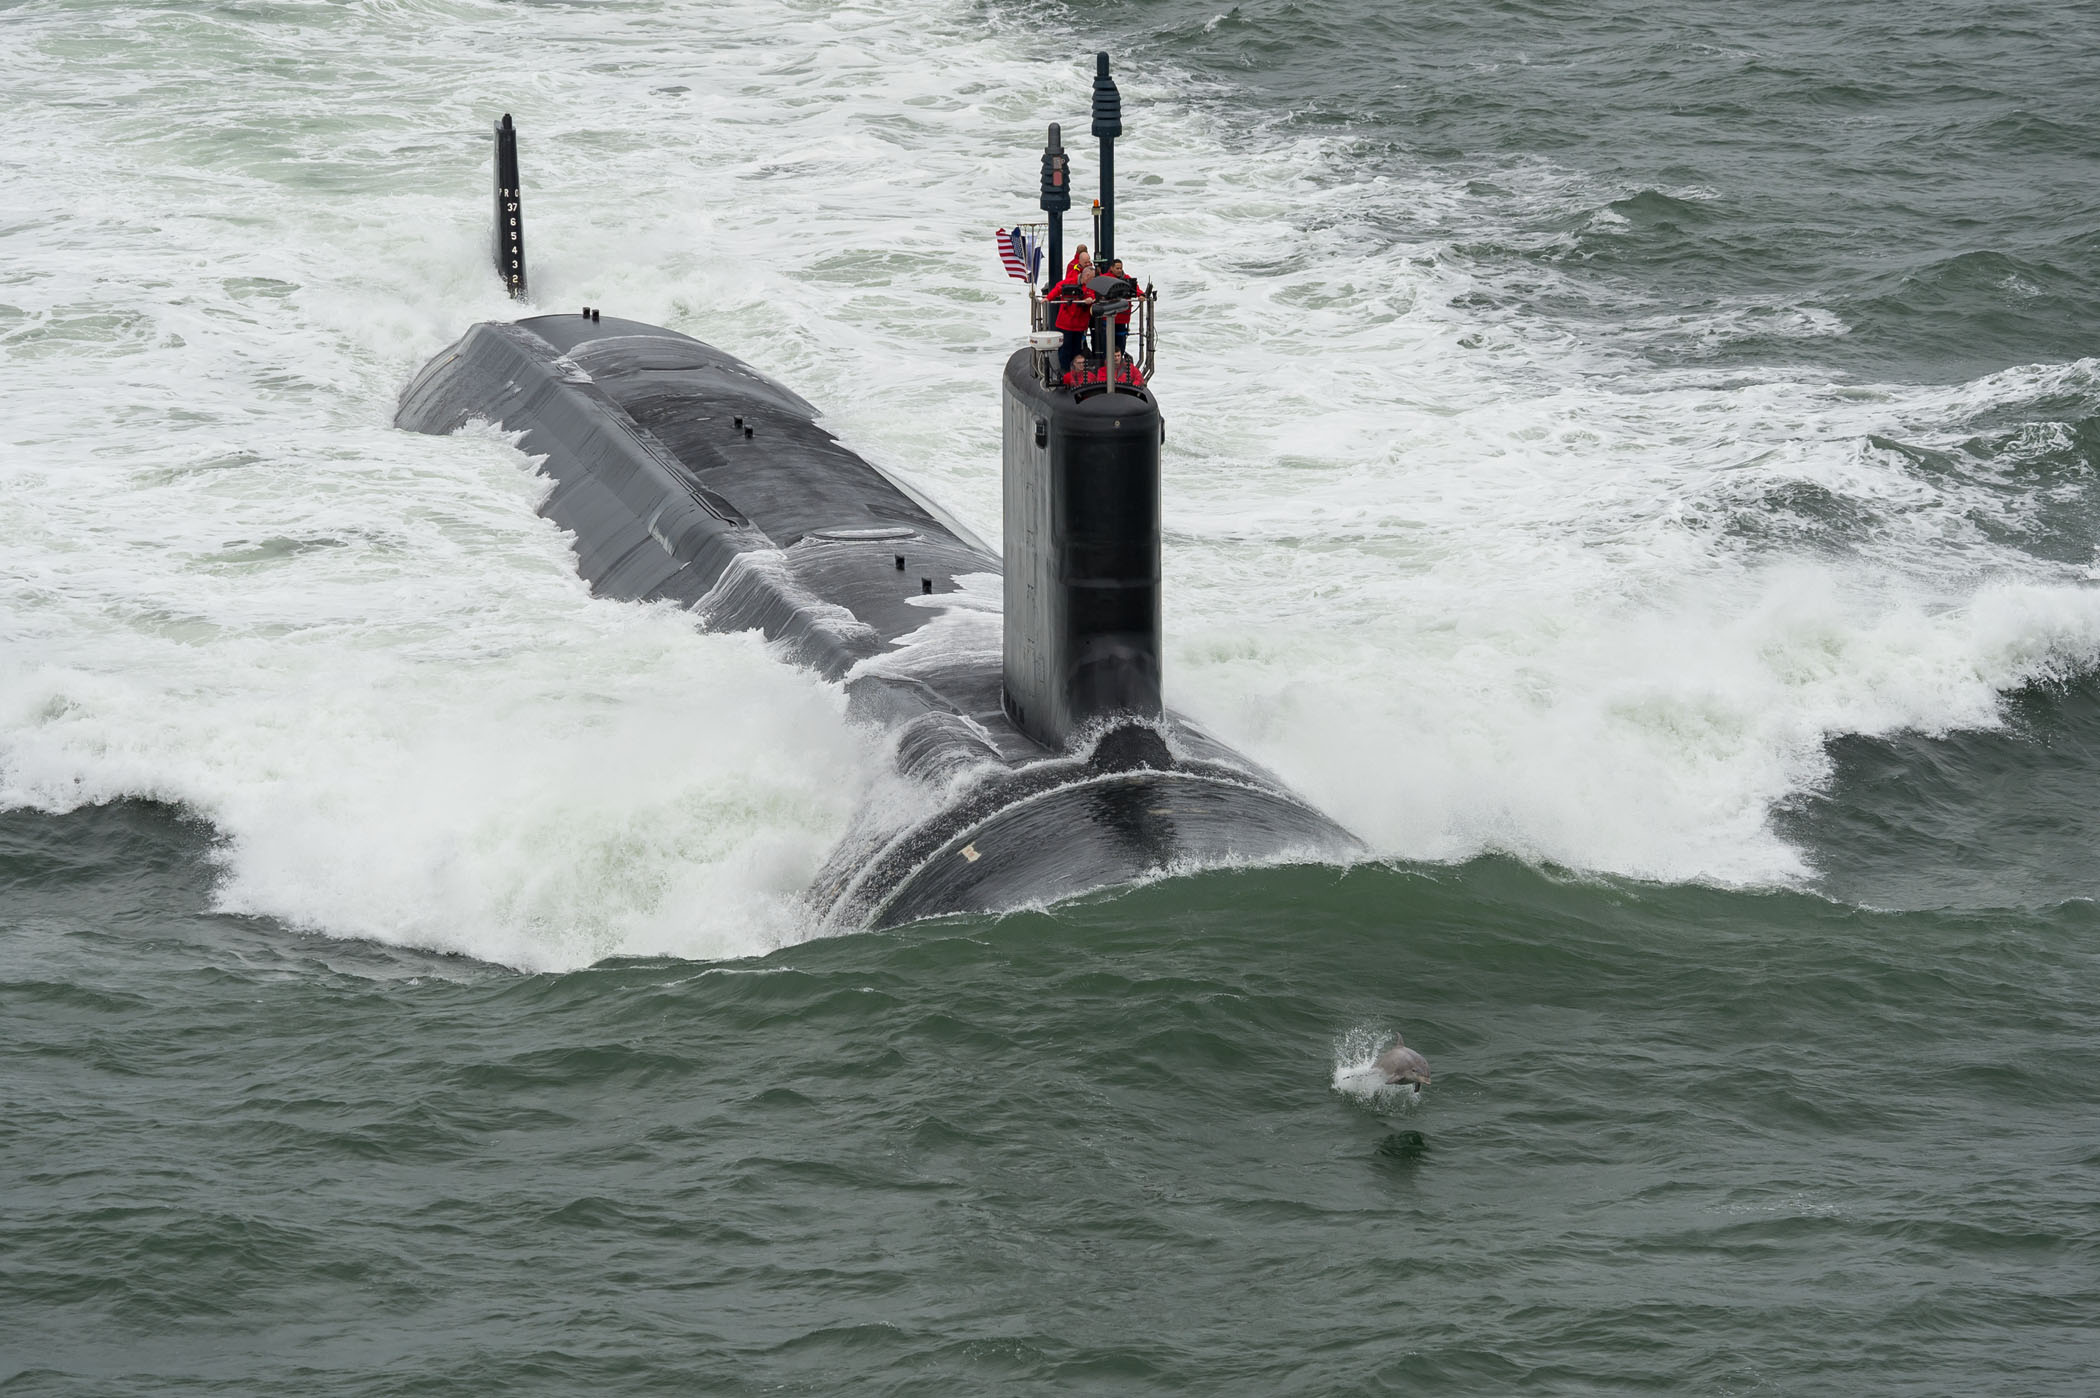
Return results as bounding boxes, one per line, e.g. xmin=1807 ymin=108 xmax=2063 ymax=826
xmin=397 ymin=57 xmax=1361 ymax=930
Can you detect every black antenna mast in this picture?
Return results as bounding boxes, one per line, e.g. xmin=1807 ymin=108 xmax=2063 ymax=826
xmin=1040 ymin=123 xmax=1070 ymax=284
xmin=1091 ymin=53 xmax=1122 ymax=262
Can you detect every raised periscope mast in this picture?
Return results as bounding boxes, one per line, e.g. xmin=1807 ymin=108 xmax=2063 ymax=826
xmin=396 ymin=59 xmax=1358 ymax=930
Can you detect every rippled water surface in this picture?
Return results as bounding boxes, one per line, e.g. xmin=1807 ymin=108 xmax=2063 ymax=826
xmin=5 ymin=0 xmax=2099 ymax=1392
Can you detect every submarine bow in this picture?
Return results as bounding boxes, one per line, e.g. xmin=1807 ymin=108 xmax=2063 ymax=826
xmin=396 ymin=70 xmax=1359 ymax=930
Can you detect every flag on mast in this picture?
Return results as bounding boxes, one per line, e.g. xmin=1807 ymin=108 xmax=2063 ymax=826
xmin=996 ymin=227 xmax=1031 ymax=282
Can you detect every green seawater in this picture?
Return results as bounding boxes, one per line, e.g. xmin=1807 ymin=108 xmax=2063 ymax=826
xmin=7 ymin=796 xmax=2100 ymax=1394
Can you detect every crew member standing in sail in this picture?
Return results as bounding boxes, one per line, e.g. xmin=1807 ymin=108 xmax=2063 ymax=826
xmin=1046 ymin=256 xmax=1096 ymax=379
xmin=1105 ymin=258 xmax=1136 ymax=357
xmin=1081 ymin=257 xmax=1136 ymax=368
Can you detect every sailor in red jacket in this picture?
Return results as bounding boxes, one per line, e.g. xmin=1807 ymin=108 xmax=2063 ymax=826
xmin=1103 ymin=257 xmax=1138 ymax=358
xmin=1044 ymin=255 xmax=1096 ymax=379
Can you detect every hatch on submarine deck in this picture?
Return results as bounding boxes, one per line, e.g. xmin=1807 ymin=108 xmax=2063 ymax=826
xmin=396 ymin=58 xmax=1362 ymax=930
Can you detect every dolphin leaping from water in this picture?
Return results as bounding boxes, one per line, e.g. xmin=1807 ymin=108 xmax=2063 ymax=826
xmin=1375 ymin=1034 xmax=1432 ymax=1090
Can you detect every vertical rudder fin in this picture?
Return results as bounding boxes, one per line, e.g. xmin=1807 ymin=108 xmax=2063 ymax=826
xmin=493 ymin=114 xmax=527 ymax=299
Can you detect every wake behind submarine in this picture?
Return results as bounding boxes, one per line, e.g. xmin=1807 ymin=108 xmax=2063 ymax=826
xmin=397 ymin=58 xmax=1361 ymax=930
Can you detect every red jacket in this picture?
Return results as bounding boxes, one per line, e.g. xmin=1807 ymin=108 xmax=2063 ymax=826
xmin=1110 ymin=272 xmax=1138 ymax=326
xmin=1046 ymin=274 xmax=1095 ymax=333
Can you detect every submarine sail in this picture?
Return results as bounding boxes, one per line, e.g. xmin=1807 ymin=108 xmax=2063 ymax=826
xmin=396 ymin=59 xmax=1360 ymax=930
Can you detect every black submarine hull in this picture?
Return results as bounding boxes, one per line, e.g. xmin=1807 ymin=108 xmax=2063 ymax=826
xmin=396 ymin=312 xmax=1358 ymax=928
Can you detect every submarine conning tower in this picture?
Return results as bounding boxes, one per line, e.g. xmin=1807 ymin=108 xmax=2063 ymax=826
xmin=1000 ymin=351 xmax=1160 ymax=748
xmin=1000 ymin=51 xmax=1165 ymax=754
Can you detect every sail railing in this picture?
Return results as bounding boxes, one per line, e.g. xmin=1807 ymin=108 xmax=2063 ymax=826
xmin=1137 ymin=285 xmax=1154 ymax=382
xmin=1026 ymin=285 xmax=1157 ymax=391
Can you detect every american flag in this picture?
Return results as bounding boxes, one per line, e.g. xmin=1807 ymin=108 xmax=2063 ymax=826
xmin=996 ymin=227 xmax=1033 ymax=282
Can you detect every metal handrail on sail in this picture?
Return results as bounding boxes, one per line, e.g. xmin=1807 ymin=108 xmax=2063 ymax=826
xmin=1025 ymin=282 xmax=1157 ymax=390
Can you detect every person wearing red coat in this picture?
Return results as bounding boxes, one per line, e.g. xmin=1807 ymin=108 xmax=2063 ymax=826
xmin=1044 ymin=256 xmax=1096 ymax=379
xmin=1104 ymin=258 xmax=1138 ymax=356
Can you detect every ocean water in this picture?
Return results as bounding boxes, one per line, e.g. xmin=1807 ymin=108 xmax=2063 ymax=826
xmin=4 ymin=0 xmax=2098 ymax=1391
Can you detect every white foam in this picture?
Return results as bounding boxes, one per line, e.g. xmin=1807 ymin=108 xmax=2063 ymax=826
xmin=5 ymin=0 xmax=2098 ymax=967
xmin=699 ymin=548 xmax=877 ymax=645
xmin=1331 ymin=1026 xmax=1422 ymax=1108
xmin=844 ymin=570 xmax=1003 ymax=686
xmin=0 ymin=421 xmax=878 ymax=971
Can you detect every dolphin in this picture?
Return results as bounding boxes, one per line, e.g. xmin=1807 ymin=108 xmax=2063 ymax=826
xmin=1375 ymin=1034 xmax=1432 ymax=1090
